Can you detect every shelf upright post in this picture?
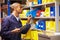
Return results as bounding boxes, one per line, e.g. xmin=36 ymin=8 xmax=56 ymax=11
xmin=55 ymin=0 xmax=60 ymax=32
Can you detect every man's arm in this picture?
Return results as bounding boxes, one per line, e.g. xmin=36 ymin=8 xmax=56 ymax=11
xmin=21 ymin=24 xmax=31 ymax=34
xmin=21 ymin=16 xmax=31 ymax=34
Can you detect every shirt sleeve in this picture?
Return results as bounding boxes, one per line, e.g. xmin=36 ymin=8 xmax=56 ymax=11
xmin=21 ymin=24 xmax=31 ymax=34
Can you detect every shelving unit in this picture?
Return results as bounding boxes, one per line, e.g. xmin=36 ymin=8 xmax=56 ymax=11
xmin=23 ymin=2 xmax=55 ymax=10
xmin=21 ymin=0 xmax=60 ymax=40
xmin=23 ymin=0 xmax=60 ymax=32
xmin=1 ymin=0 xmax=60 ymax=40
xmin=55 ymin=0 xmax=60 ymax=32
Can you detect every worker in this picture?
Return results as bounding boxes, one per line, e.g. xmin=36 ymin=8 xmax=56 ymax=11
xmin=1 ymin=3 xmax=31 ymax=40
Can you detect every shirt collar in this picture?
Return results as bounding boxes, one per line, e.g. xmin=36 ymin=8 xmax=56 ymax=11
xmin=12 ymin=13 xmax=20 ymax=21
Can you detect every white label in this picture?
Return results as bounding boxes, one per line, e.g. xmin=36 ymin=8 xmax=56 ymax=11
xmin=39 ymin=25 xmax=41 ymax=27
xmin=51 ymin=11 xmax=53 ymax=14
xmin=41 ymin=25 xmax=43 ymax=28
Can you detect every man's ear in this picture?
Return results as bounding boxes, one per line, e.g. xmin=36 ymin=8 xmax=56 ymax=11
xmin=14 ymin=7 xmax=17 ymax=11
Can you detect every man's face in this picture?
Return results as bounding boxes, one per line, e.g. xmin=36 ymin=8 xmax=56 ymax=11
xmin=16 ymin=5 xmax=23 ymax=14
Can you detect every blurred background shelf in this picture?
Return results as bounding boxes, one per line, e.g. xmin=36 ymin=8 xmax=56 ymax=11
xmin=23 ymin=2 xmax=55 ymax=10
xmin=21 ymin=17 xmax=55 ymax=20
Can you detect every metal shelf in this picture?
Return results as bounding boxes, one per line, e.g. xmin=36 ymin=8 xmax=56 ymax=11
xmin=21 ymin=17 xmax=55 ymax=20
xmin=35 ymin=17 xmax=55 ymax=19
xmin=32 ymin=2 xmax=55 ymax=7
xmin=23 ymin=2 xmax=55 ymax=10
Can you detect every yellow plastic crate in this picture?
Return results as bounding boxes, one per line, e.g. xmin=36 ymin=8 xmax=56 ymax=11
xmin=42 ymin=0 xmax=47 ymax=4
xmin=44 ymin=7 xmax=50 ymax=17
xmin=42 ymin=0 xmax=55 ymax=4
xmin=46 ymin=21 xmax=50 ymax=30
xmin=48 ymin=0 xmax=55 ymax=3
xmin=24 ymin=30 xmax=31 ymax=39
xmin=21 ymin=20 xmax=27 ymax=26
xmin=33 ymin=0 xmax=38 ymax=5
xmin=46 ymin=0 xmax=49 ymax=3
xmin=53 ymin=21 xmax=56 ymax=31
xmin=19 ymin=10 xmax=29 ymax=18
xmin=21 ymin=30 xmax=31 ymax=39
xmin=21 ymin=30 xmax=38 ymax=40
xmin=31 ymin=30 xmax=38 ymax=40
xmin=50 ymin=21 xmax=56 ymax=32
xmin=46 ymin=21 xmax=56 ymax=32
xmin=21 ymin=34 xmax=26 ymax=39
xmin=59 ymin=21 xmax=60 ymax=31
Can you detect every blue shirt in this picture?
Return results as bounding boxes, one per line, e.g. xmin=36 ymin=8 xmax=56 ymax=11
xmin=1 ymin=15 xmax=31 ymax=40
xmin=2 ymin=15 xmax=22 ymax=40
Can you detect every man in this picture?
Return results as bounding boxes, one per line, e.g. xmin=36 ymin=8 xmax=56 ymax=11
xmin=1 ymin=3 xmax=31 ymax=40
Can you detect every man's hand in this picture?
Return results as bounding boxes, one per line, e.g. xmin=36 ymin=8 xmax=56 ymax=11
xmin=11 ymin=28 xmax=20 ymax=33
xmin=27 ymin=16 xmax=32 ymax=24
